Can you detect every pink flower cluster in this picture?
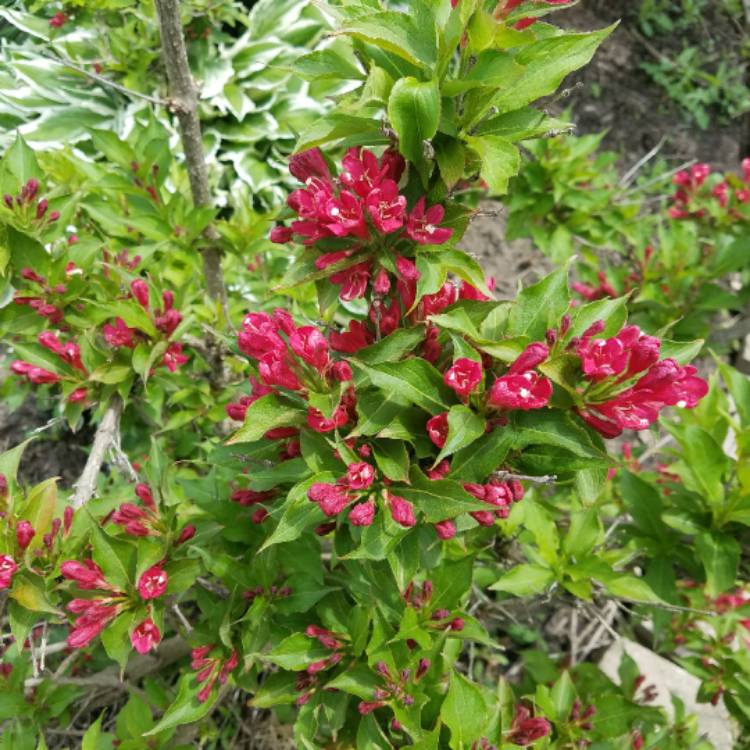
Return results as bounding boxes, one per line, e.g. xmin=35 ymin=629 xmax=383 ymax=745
xmin=12 ymin=331 xmax=89 ymax=402
xmin=427 ymin=344 xmax=553 ymax=452
xmin=670 ymin=160 xmax=750 ymax=220
xmin=191 ymin=646 xmax=239 ymax=702
xmin=575 ymin=323 xmax=708 ymax=438
xmin=111 ymin=483 xmax=161 ymax=537
xmin=103 ymin=280 xmax=188 ymax=372
xmin=271 ymin=147 xmax=453 ymax=299
xmin=3 ymin=179 xmax=60 ymax=225
xmin=307 ymin=461 xmax=418 ymax=529
xmin=506 ymin=704 xmax=553 ymax=745
xmin=62 ymin=558 xmax=163 ymax=654
xmin=235 ymin=309 xmax=356 ymax=433
xmin=61 ymin=560 xmax=123 ymax=649
xmin=13 ymin=266 xmax=67 ymax=324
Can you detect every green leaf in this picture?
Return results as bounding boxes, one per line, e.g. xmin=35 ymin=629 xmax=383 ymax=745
xmin=696 ymin=532 xmax=739 ymax=597
xmin=101 ymin=611 xmax=135 ymax=669
xmin=356 ymin=327 xmax=425 ymax=365
xmin=8 ymin=573 xmax=60 ymax=615
xmin=449 ymin=426 xmax=515 ymax=482
xmin=397 ymin=467 xmax=488 ymax=521
xmin=355 ymin=358 xmax=453 ymax=414
xmin=3 ymin=133 xmax=43 ymax=186
xmin=441 ymin=672 xmax=488 ymax=747
xmin=465 ymin=135 xmax=520 ymax=195
xmin=435 ymin=138 xmax=466 ymax=188
xmin=81 ymin=713 xmax=114 ymax=750
xmin=718 ymin=361 xmax=750 ymax=427
xmin=551 ymin=671 xmax=576 ymax=721
xmin=435 ymin=405 xmax=486 ymax=464
xmin=251 ymin=672 xmax=299 ymax=708
xmin=508 ymin=264 xmax=571 ymax=340
xmin=600 ymin=574 xmax=662 ymax=604
xmin=667 ymin=424 xmax=729 ymax=508
xmin=562 ymin=509 xmax=602 ymax=560
xmin=227 ymin=394 xmax=306 ymax=445
xmin=372 ymin=440 xmax=411 ymax=482
xmin=338 ymin=11 xmax=438 ymax=69
xmin=265 ymin=633 xmax=329 ymax=671
xmin=89 ymin=520 xmax=135 ymax=591
xmin=261 ymin=484 xmax=327 ymax=552
xmin=145 ymin=674 xmax=217 ymax=735
xmin=490 ymin=564 xmax=555 ymax=596
xmin=388 ymin=77 xmax=441 ymax=182
xmin=659 ymin=339 xmax=703 ymax=364
xmin=619 ymin=471 xmax=666 ymax=538
xmin=492 ymin=26 xmax=616 ymax=112
xmin=326 ymin=664 xmax=381 ymax=700
xmin=294 ymin=43 xmax=365 ymax=81
xmin=512 ymin=410 xmax=605 ymax=460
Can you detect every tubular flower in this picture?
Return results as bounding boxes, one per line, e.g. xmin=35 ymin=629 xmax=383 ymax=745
xmin=576 ymin=324 xmax=708 ymax=438
xmin=405 ymin=198 xmax=453 ymax=245
xmin=131 ymin=618 xmax=161 ymax=654
xmin=138 ymin=565 xmax=168 ymax=600
xmin=488 ymin=371 xmax=552 ymax=411
xmin=0 ymin=556 xmax=18 ymax=589
xmin=444 ymin=358 xmax=483 ymax=398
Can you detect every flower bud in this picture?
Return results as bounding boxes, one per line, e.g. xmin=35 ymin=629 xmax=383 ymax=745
xmin=16 ymin=521 xmax=35 ymax=551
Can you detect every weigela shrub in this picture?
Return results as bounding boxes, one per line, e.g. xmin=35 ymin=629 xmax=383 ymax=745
xmin=0 ymin=1 xmax=732 ymax=748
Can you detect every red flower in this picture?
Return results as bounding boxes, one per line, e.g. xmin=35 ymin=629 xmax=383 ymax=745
xmin=324 ymin=191 xmax=369 ymax=239
xmin=330 ymin=320 xmax=374 ymax=353
xmin=0 ymin=555 xmax=17 ymax=589
xmin=238 ymin=312 xmax=285 ymax=359
xmin=405 ymin=198 xmax=453 ymax=245
xmin=507 ymin=705 xmax=552 ymax=746
xmin=67 ymin=601 xmax=118 ymax=649
xmin=259 ymin=351 xmax=302 ymax=390
xmin=138 ymin=565 xmax=168 ymax=600
xmin=135 ymin=483 xmax=156 ymax=509
xmin=331 ymin=261 xmax=372 ymax=301
xmin=11 ymin=361 xmax=61 ymax=385
xmin=421 ymin=282 xmax=458 ymax=317
xmin=163 ymin=342 xmax=188 ymax=372
xmin=308 ymin=483 xmax=351 ymax=516
xmin=426 ymin=412 xmax=450 ymax=448
xmin=131 ymin=618 xmax=161 ymax=655
xmin=488 ymin=371 xmax=552 ymax=411
xmin=349 ymin=501 xmax=376 ymax=526
xmin=347 ymin=462 xmax=375 ymax=490
xmin=365 ymin=179 xmax=407 ymax=233
xmin=103 ymin=317 xmax=138 ymax=349
xmin=61 ymin=560 xmax=109 ymax=590
xmin=131 ymin=279 xmax=150 ymax=308
xmin=435 ymin=519 xmax=456 ymax=540
xmin=341 ymin=148 xmax=388 ymax=198
xmin=307 ymin=400 xmax=350 ymax=432
xmin=49 ymin=11 xmax=67 ymax=28
xmin=444 ymin=358 xmax=483 ymax=397
xmin=381 ymin=149 xmax=406 ymax=183
xmin=289 ymin=148 xmax=331 ymax=183
xmin=508 ymin=343 xmax=549 ymax=375
xmin=289 ymin=326 xmax=329 ymax=370
xmin=16 ymin=521 xmax=35 ymax=551
xmin=388 ymin=494 xmax=416 ymax=527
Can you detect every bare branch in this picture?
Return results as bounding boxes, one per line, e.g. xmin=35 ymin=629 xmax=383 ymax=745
xmin=31 ymin=48 xmax=170 ymax=108
xmin=71 ymin=396 xmax=124 ymax=508
xmin=493 ymin=471 xmax=557 ymax=485
xmin=619 ymin=136 xmax=666 ymax=188
xmin=154 ymin=0 xmax=227 ymax=309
